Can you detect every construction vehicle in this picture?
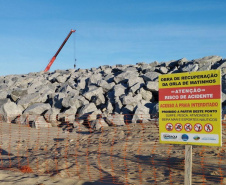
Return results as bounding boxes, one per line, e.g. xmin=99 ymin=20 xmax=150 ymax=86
xmin=44 ymin=29 xmax=76 ymax=72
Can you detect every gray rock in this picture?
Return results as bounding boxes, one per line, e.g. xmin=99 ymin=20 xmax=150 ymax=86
xmin=44 ymin=108 xmax=60 ymax=126
xmin=0 ymin=90 xmax=8 ymax=99
xmin=103 ymin=74 xmax=114 ymax=83
xmin=105 ymin=114 xmax=125 ymax=126
xmin=90 ymin=118 xmax=109 ymax=131
xmin=27 ymin=78 xmax=49 ymax=94
xmin=181 ymin=63 xmax=199 ymax=72
xmin=47 ymin=72 xmax=60 ymax=81
xmin=0 ymin=84 xmax=8 ymax=91
xmin=121 ymin=105 xmax=135 ymax=114
xmin=222 ymin=93 xmax=226 ymax=105
xmin=76 ymin=77 xmax=87 ymax=90
xmin=127 ymin=77 xmax=144 ymax=87
xmin=0 ymin=98 xmax=10 ymax=107
xmin=216 ymin=59 xmax=226 ymax=69
xmin=91 ymin=93 xmax=105 ymax=106
xmin=62 ymin=95 xmax=88 ymax=109
xmin=100 ymin=65 xmax=110 ymax=70
xmin=33 ymin=116 xmax=52 ymax=129
xmin=49 ymin=93 xmax=66 ymax=109
xmin=88 ymin=73 xmax=102 ymax=85
xmin=151 ymin=103 xmax=159 ymax=118
xmin=57 ymin=84 xmax=73 ymax=93
xmin=0 ymin=101 xmax=23 ymax=123
xmin=142 ymin=72 xmax=160 ymax=82
xmin=102 ymin=68 xmax=112 ymax=75
xmin=159 ymin=67 xmax=168 ymax=74
xmin=114 ymin=96 xmax=123 ymax=113
xmin=129 ymin=82 xmax=144 ymax=94
xmin=149 ymin=61 xmax=158 ymax=67
xmin=132 ymin=104 xmax=151 ymax=123
xmin=139 ymin=88 xmax=153 ymax=101
xmin=103 ymin=101 xmax=114 ymax=114
xmin=194 ymin=55 xmax=222 ymax=64
xmin=60 ymin=106 xmax=77 ymax=123
xmin=122 ymin=94 xmax=142 ymax=107
xmin=221 ymin=67 xmax=226 ymax=76
xmin=56 ymin=75 xmax=69 ymax=83
xmin=83 ymin=87 xmax=104 ymax=101
xmin=11 ymin=89 xmax=28 ymax=102
xmin=113 ymin=84 xmax=126 ymax=97
xmin=97 ymin=80 xmax=115 ymax=92
xmin=167 ymin=58 xmax=188 ymax=68
xmin=146 ymin=81 xmax=159 ymax=92
xmin=17 ymin=92 xmax=47 ymax=109
xmin=114 ymin=71 xmax=138 ymax=84
xmin=86 ymin=110 xmax=102 ymax=121
xmin=23 ymin=103 xmax=51 ymax=115
xmin=142 ymin=67 xmax=155 ymax=74
xmin=124 ymin=67 xmax=138 ymax=72
xmin=78 ymin=103 xmax=98 ymax=116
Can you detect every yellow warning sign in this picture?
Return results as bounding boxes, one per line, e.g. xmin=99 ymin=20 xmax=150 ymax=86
xmin=159 ymin=70 xmax=222 ymax=146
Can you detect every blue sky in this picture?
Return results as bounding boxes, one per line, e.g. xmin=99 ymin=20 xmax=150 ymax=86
xmin=0 ymin=0 xmax=226 ymax=76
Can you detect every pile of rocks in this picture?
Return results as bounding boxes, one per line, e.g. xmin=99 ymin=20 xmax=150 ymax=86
xmin=0 ymin=55 xmax=225 ymax=131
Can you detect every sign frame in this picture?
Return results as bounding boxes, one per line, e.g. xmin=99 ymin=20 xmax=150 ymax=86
xmin=159 ymin=70 xmax=222 ymax=147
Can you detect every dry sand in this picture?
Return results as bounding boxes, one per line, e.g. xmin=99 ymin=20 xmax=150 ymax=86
xmin=0 ymin=121 xmax=226 ymax=185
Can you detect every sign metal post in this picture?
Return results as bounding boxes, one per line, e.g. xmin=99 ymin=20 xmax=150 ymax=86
xmin=184 ymin=145 xmax=192 ymax=185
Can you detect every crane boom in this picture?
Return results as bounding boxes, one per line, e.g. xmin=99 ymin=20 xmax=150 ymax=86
xmin=44 ymin=29 xmax=76 ymax=72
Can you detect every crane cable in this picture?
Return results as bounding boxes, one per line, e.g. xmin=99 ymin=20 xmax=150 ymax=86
xmin=73 ymin=32 xmax=77 ymax=69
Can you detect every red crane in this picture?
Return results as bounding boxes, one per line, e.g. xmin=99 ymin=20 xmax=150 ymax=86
xmin=44 ymin=29 xmax=76 ymax=72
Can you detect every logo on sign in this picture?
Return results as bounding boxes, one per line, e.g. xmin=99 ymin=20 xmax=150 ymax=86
xmin=194 ymin=123 xmax=203 ymax=132
xmin=204 ymin=123 xmax=213 ymax=132
xmin=193 ymin=136 xmax=200 ymax=141
xmin=175 ymin=123 xmax=183 ymax=132
xmin=184 ymin=123 xmax=192 ymax=132
xmin=182 ymin=134 xmax=189 ymax=141
xmin=163 ymin=134 xmax=177 ymax=139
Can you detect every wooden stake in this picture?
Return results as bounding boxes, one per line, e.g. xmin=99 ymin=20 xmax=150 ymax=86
xmin=184 ymin=145 xmax=192 ymax=185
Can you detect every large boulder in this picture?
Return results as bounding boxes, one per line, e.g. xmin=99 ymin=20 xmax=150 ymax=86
xmin=139 ymin=88 xmax=153 ymax=101
xmin=33 ymin=116 xmax=52 ymax=129
xmin=113 ymin=84 xmax=126 ymax=97
xmin=62 ymin=95 xmax=88 ymax=109
xmin=87 ymin=73 xmax=102 ymax=85
xmin=0 ymin=101 xmax=23 ymax=123
xmin=114 ymin=71 xmax=138 ymax=84
xmin=44 ymin=108 xmax=60 ymax=126
xmin=23 ymin=103 xmax=51 ymax=115
xmin=90 ymin=118 xmax=109 ymax=131
xmin=105 ymin=114 xmax=125 ymax=126
xmin=132 ymin=104 xmax=151 ymax=123
xmin=48 ymin=93 xmax=66 ymax=109
xmin=11 ymin=89 xmax=28 ymax=102
xmin=97 ymin=80 xmax=115 ymax=92
xmin=56 ymin=74 xmax=69 ymax=83
xmin=17 ymin=92 xmax=47 ymax=109
xmin=58 ymin=106 xmax=78 ymax=123
xmin=146 ymin=81 xmax=159 ymax=92
xmin=181 ymin=63 xmax=199 ymax=72
xmin=78 ymin=103 xmax=98 ymax=117
xmin=83 ymin=87 xmax=105 ymax=106
xmin=127 ymin=76 xmax=144 ymax=88
xmin=142 ymin=72 xmax=160 ymax=82
xmin=122 ymin=94 xmax=142 ymax=107
xmin=0 ymin=90 xmax=8 ymax=99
